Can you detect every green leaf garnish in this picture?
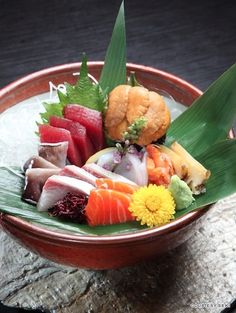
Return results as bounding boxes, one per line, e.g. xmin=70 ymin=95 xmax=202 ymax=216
xmin=39 ymin=54 xmax=106 ymax=124
xmin=123 ymin=117 xmax=147 ymax=142
xmin=99 ymin=1 xmax=127 ymax=93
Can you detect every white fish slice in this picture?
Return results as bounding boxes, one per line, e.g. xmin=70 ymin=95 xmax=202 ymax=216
xmin=59 ymin=165 xmax=97 ymax=186
xmin=82 ymin=163 xmax=137 ymax=186
xmin=37 ymin=175 xmax=95 ymax=212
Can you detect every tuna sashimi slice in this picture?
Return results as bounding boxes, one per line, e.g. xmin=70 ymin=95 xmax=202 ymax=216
xmin=82 ymin=163 xmax=137 ymax=186
xmin=85 ymin=189 xmax=135 ymax=226
xmin=39 ymin=124 xmax=82 ymax=167
xmin=37 ymin=175 xmax=95 ymax=211
xmin=64 ymin=104 xmax=104 ymax=151
xmin=59 ymin=165 xmax=97 ymax=186
xmin=49 ymin=116 xmax=94 ymax=164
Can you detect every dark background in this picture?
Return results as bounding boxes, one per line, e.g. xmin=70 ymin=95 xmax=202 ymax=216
xmin=0 ymin=0 xmax=236 ymax=312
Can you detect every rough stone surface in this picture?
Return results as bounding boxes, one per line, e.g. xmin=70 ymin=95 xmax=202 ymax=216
xmin=0 ymin=194 xmax=236 ymax=313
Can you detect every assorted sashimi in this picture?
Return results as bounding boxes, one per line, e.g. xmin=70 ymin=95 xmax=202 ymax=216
xmin=20 ymin=69 xmax=211 ymax=229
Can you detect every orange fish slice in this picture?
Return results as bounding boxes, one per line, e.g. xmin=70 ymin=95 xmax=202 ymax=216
xmin=85 ymin=189 xmax=135 ymax=226
xmin=95 ymin=178 xmax=138 ymax=194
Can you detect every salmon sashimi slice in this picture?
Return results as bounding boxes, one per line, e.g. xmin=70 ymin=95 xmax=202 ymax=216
xmin=95 ymin=178 xmax=138 ymax=194
xmin=85 ymin=189 xmax=135 ymax=226
xmin=37 ymin=175 xmax=95 ymax=211
xmin=59 ymin=165 xmax=97 ymax=186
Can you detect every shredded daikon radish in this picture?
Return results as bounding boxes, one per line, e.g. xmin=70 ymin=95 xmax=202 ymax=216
xmin=73 ymin=72 xmax=98 ymax=84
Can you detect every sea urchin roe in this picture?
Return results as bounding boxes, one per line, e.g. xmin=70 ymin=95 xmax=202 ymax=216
xmin=105 ymin=85 xmax=171 ymax=145
xmin=128 ymin=184 xmax=175 ymax=227
xmin=48 ymin=193 xmax=88 ymax=223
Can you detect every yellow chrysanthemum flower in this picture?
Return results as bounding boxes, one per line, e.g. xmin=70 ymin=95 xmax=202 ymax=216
xmin=129 ymin=184 xmax=176 ymax=227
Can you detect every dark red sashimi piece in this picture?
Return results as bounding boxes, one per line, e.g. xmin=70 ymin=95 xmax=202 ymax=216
xmin=64 ymin=104 xmax=104 ymax=151
xmin=49 ymin=116 xmax=94 ymax=164
xmin=39 ymin=124 xmax=82 ymax=166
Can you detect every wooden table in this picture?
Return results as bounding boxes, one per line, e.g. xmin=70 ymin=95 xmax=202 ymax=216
xmin=0 ymin=0 xmax=236 ymax=312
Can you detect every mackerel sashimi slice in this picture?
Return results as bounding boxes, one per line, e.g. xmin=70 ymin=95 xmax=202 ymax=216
xmin=64 ymin=104 xmax=104 ymax=151
xmin=85 ymin=189 xmax=135 ymax=226
xmin=59 ymin=165 xmax=97 ymax=186
xmin=37 ymin=175 xmax=95 ymax=211
xmin=39 ymin=124 xmax=82 ymax=167
xmin=49 ymin=116 xmax=94 ymax=164
xmin=39 ymin=142 xmax=68 ymax=168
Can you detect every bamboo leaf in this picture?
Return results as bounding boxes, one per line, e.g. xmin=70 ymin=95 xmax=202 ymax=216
xmin=175 ymin=139 xmax=236 ymax=218
xmin=166 ymin=63 xmax=236 ymax=157
xmin=99 ymin=1 xmax=126 ymax=93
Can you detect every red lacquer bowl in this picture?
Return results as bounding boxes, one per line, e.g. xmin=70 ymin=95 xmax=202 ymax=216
xmin=0 ymin=62 xmax=209 ymax=269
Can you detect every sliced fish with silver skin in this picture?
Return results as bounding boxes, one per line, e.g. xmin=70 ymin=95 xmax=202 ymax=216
xmin=23 ymin=155 xmax=58 ymax=172
xmin=37 ymin=175 xmax=95 ymax=212
xmin=39 ymin=141 xmax=68 ymax=168
xmin=22 ymin=168 xmax=61 ymax=204
xmin=59 ymin=165 xmax=97 ymax=186
xmin=82 ymin=163 xmax=137 ymax=186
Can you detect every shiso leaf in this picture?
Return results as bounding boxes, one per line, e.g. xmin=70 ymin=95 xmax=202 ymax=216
xmin=166 ymin=63 xmax=236 ymax=157
xmin=39 ymin=54 xmax=106 ymax=124
xmin=0 ymin=167 xmax=145 ymax=235
xmin=99 ymin=1 xmax=127 ymax=93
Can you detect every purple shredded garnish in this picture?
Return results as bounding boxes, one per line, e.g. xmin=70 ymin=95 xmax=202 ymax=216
xmin=48 ymin=193 xmax=88 ymax=223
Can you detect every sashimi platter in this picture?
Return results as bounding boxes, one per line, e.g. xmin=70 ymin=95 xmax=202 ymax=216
xmin=0 ymin=2 xmax=236 ymax=237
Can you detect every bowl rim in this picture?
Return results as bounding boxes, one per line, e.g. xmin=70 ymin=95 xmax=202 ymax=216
xmin=0 ymin=61 xmax=210 ymax=245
